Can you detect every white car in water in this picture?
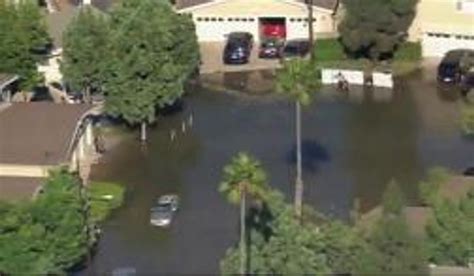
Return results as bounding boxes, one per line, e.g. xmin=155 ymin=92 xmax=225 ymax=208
xmin=150 ymin=194 xmax=179 ymax=227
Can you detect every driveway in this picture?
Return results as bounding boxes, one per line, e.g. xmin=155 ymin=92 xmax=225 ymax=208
xmin=199 ymin=42 xmax=281 ymax=74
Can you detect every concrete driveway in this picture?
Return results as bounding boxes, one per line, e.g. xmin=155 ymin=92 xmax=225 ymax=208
xmin=199 ymin=42 xmax=281 ymax=74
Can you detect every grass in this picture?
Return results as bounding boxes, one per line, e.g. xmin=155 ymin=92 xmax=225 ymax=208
xmin=394 ymin=42 xmax=422 ymax=62
xmin=88 ymin=181 xmax=125 ymax=223
xmin=313 ymin=39 xmax=422 ymax=76
xmin=314 ymin=38 xmax=347 ymax=62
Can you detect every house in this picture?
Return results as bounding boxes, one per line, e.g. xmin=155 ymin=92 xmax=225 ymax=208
xmin=176 ymin=0 xmax=340 ymax=42
xmin=0 ymin=103 xmax=100 ymax=200
xmin=409 ymin=0 xmax=474 ymax=57
xmin=0 ymin=74 xmax=19 ymax=103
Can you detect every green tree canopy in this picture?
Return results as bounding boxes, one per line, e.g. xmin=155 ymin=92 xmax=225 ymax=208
xmin=339 ymin=0 xmax=418 ymax=60
xmin=0 ymin=170 xmax=89 ymax=274
xmin=61 ymin=6 xmax=109 ymax=99
xmin=359 ymin=181 xmax=428 ymax=275
xmin=425 ymin=189 xmax=474 ymax=266
xmin=104 ymin=0 xmax=199 ymax=126
xmin=220 ymin=188 xmax=368 ymax=275
xmin=0 ymin=0 xmax=49 ymax=90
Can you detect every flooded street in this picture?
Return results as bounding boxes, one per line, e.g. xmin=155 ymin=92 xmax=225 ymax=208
xmin=83 ymin=68 xmax=473 ymax=274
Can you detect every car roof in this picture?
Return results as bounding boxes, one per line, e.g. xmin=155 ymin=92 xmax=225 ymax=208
xmin=443 ymin=49 xmax=474 ymax=62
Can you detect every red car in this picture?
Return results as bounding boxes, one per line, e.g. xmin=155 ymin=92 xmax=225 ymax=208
xmin=261 ymin=24 xmax=286 ymax=38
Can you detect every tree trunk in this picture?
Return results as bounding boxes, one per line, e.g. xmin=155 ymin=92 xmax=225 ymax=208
xmin=294 ymin=100 xmax=304 ymax=218
xmin=240 ymin=185 xmax=247 ymax=275
xmin=308 ymin=0 xmax=315 ymax=61
xmin=84 ymin=85 xmax=91 ymax=104
xmin=140 ymin=121 xmax=147 ymax=143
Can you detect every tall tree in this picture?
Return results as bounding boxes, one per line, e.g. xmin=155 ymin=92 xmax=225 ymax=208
xmin=0 ymin=0 xmax=49 ymax=90
xmin=276 ymin=59 xmax=320 ymax=218
xmin=359 ymin=181 xmax=428 ymax=275
xmin=219 ymin=153 xmax=268 ymax=275
xmin=339 ymin=0 xmax=418 ymax=60
xmin=104 ymin=0 xmax=199 ymax=142
xmin=61 ymin=6 xmax=109 ymax=102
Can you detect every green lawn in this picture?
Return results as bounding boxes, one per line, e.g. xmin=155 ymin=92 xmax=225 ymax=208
xmin=88 ymin=181 xmax=125 ymax=222
xmin=313 ymin=39 xmax=422 ymax=76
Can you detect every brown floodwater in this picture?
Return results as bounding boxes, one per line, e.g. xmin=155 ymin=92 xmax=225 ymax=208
xmin=79 ymin=67 xmax=473 ymax=274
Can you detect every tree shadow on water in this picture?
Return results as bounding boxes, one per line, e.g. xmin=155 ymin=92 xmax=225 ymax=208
xmin=285 ymin=140 xmax=330 ymax=173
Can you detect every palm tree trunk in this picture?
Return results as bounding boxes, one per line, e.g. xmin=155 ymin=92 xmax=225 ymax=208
xmin=140 ymin=121 xmax=147 ymax=143
xmin=294 ymin=100 xmax=304 ymax=218
xmin=240 ymin=186 xmax=247 ymax=275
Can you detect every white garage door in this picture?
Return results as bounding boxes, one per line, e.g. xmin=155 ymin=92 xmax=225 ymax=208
xmin=193 ymin=16 xmax=259 ymax=42
xmin=422 ymin=32 xmax=474 ymax=57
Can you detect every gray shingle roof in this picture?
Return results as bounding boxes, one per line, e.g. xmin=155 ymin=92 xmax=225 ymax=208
xmin=0 ymin=103 xmax=93 ymax=165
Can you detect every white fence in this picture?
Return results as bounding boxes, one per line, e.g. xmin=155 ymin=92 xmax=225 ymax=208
xmin=321 ymin=69 xmax=393 ymax=89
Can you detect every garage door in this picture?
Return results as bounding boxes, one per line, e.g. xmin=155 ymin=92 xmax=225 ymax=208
xmin=422 ymin=32 xmax=474 ymax=57
xmin=193 ymin=16 xmax=259 ymax=42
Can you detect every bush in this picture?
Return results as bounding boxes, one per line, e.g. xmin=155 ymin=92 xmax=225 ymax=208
xmin=88 ymin=181 xmax=125 ymax=222
xmin=314 ymin=38 xmax=347 ymax=62
xmin=394 ymin=42 xmax=422 ymax=61
xmin=419 ymin=167 xmax=451 ymax=206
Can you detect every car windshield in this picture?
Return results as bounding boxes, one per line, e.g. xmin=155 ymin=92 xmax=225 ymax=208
xmin=152 ymin=203 xmax=171 ymax=212
xmin=284 ymin=45 xmax=299 ymax=55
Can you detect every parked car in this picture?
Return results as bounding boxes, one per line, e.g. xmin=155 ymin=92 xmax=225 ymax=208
xmin=150 ymin=194 xmax=179 ymax=227
xmin=259 ymin=38 xmax=284 ymax=59
xmin=463 ymin=167 xmax=474 ymax=176
xmin=281 ymin=39 xmax=310 ymax=60
xmin=460 ymin=69 xmax=474 ymax=96
xmin=223 ymin=32 xmax=253 ymax=65
xmin=437 ymin=49 xmax=474 ymax=84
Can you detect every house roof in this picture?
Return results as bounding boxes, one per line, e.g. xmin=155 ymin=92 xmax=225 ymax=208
xmin=0 ymin=74 xmax=19 ymax=90
xmin=357 ymin=206 xmax=434 ymax=238
xmin=0 ymin=103 xmax=93 ymax=165
xmin=176 ymin=0 xmax=339 ymax=11
xmin=0 ymin=177 xmax=44 ymax=201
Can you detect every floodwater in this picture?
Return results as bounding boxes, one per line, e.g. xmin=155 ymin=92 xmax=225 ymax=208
xmin=82 ymin=67 xmax=473 ymax=274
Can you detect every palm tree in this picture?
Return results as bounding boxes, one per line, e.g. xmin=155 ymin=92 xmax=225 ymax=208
xmin=219 ymin=152 xmax=268 ymax=275
xmin=276 ymin=59 xmax=320 ymax=219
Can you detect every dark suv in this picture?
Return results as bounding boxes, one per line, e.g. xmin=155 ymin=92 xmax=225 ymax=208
xmin=223 ymin=32 xmax=253 ymax=65
xmin=281 ymin=39 xmax=310 ymax=60
xmin=438 ymin=49 xmax=474 ymax=84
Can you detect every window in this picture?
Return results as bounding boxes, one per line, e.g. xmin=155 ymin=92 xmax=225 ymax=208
xmin=242 ymin=18 xmax=248 ymax=22
xmin=204 ymin=17 xmax=209 ymax=22
xmin=289 ymin=18 xmax=295 ymax=22
xmin=218 ymin=18 xmax=224 ymax=22
xmin=210 ymin=17 xmax=216 ymax=22
xmin=228 ymin=18 xmax=233 ymax=22
xmin=196 ymin=17 xmax=202 ymax=21
xmin=457 ymin=0 xmax=474 ymax=13
xmin=249 ymin=18 xmax=255 ymax=22
xmin=296 ymin=18 xmax=303 ymax=22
